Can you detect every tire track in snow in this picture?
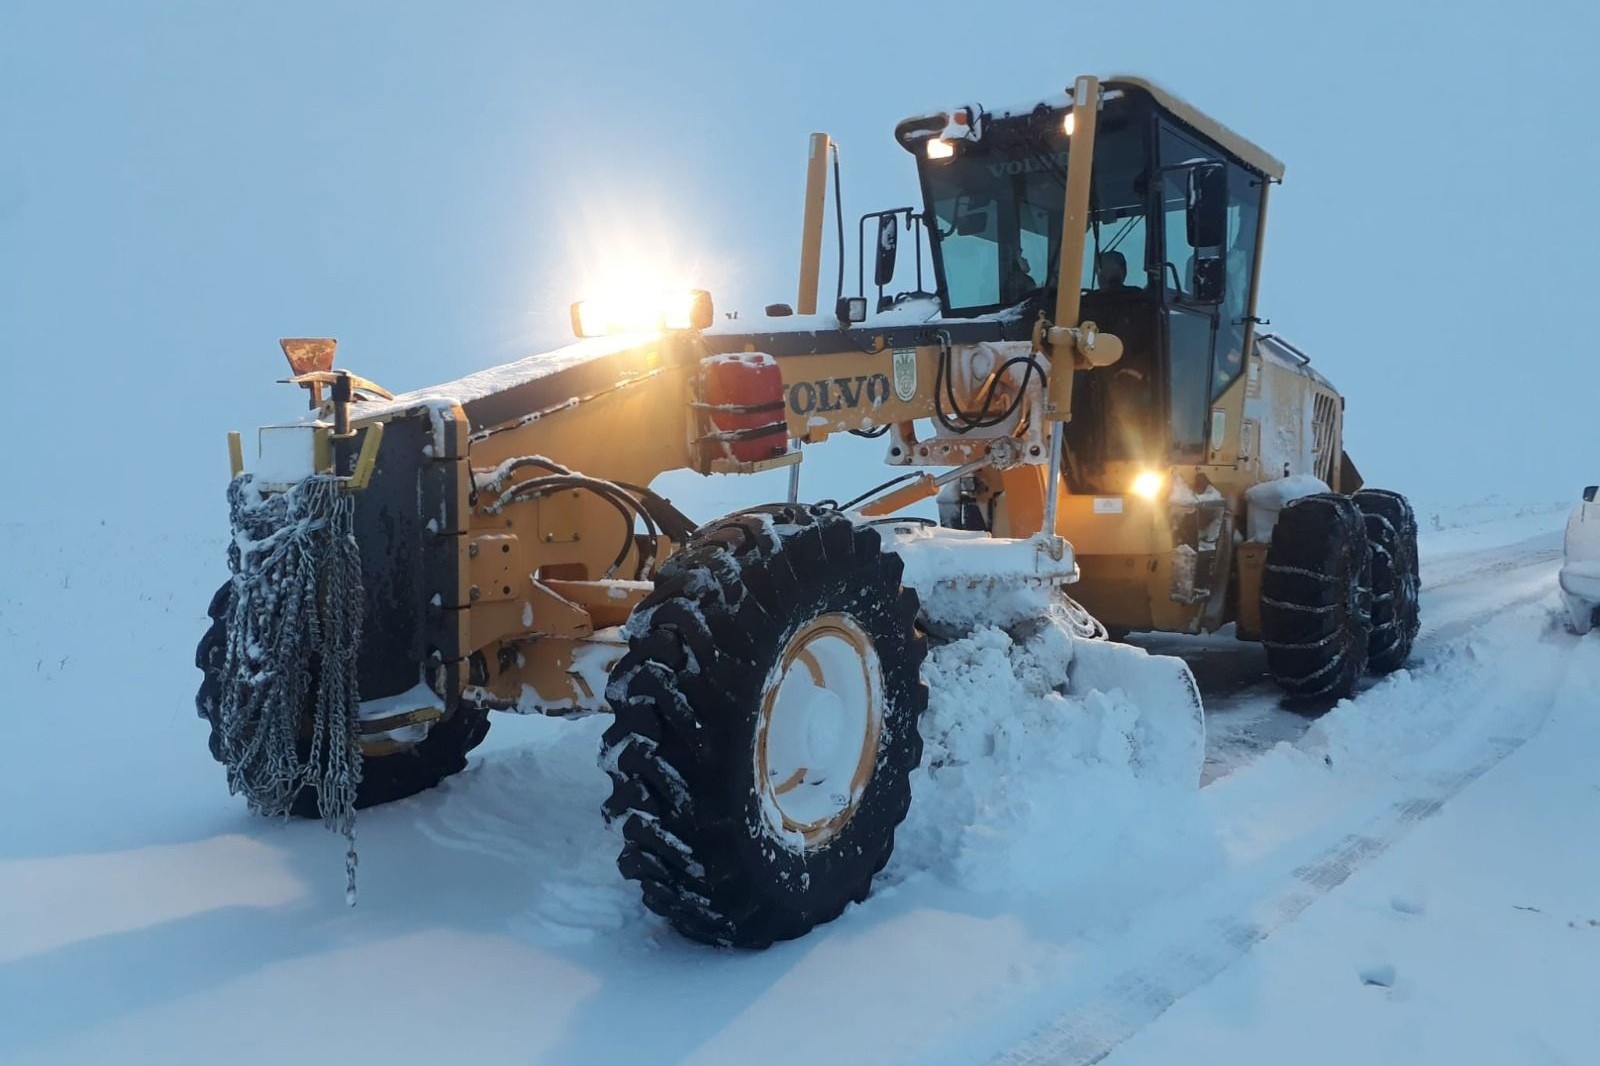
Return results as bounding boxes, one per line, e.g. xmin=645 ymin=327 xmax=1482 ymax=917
xmin=1417 ymin=530 xmax=1562 ymax=590
xmin=1191 ymin=533 xmax=1562 ymax=783
xmin=989 ymin=730 xmax=1550 ymax=1066
xmin=988 ymin=600 xmax=1572 ymax=1064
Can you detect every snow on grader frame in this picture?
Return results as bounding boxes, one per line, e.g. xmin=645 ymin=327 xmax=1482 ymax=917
xmin=197 ymin=75 xmax=1419 ymax=946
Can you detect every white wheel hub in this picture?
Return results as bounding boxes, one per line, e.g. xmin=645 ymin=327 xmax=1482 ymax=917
xmin=755 ymin=613 xmax=884 ymax=848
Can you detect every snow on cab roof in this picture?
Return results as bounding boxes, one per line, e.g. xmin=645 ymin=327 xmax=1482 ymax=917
xmin=700 ymin=296 xmax=1026 ymax=338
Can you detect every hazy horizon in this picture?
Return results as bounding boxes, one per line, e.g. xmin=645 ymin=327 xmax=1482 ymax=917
xmin=3 ymin=0 xmax=1594 ymax=528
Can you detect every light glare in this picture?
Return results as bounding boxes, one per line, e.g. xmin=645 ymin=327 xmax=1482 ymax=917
xmin=1130 ymin=470 xmax=1166 ymax=501
xmin=660 ymin=290 xmax=698 ymax=331
xmin=1062 ymin=111 xmax=1076 ymax=136
xmin=925 ymin=138 xmax=955 ymax=160
xmin=571 ymin=286 xmax=711 ymax=338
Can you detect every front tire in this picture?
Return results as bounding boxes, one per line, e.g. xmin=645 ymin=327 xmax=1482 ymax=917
xmin=1260 ymin=493 xmax=1373 ymax=701
xmin=194 ymin=583 xmax=491 ymax=816
xmin=601 ymin=504 xmax=927 ymax=947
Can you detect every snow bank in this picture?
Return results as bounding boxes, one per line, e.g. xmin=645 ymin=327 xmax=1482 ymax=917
xmin=1412 ymin=494 xmax=1569 ymax=535
xmin=1300 ymin=614 xmax=1566 ymax=780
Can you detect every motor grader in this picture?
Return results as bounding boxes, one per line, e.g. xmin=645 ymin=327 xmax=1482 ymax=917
xmin=197 ymin=74 xmax=1418 ymax=946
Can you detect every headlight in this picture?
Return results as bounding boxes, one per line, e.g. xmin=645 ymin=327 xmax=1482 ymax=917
xmin=570 ymin=288 xmax=714 ymax=338
xmin=660 ymin=289 xmax=713 ymax=332
xmin=1129 ymin=470 xmax=1166 ymax=501
xmin=925 ymin=138 xmax=955 ymax=160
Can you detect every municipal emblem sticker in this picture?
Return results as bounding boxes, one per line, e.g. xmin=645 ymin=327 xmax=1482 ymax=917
xmin=891 ymin=348 xmax=917 ymax=403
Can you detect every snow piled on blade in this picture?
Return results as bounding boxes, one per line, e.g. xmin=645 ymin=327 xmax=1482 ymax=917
xmin=894 ymin=609 xmax=1208 ymax=896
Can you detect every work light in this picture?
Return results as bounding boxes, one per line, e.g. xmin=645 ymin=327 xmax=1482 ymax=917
xmin=1130 ymin=470 xmax=1166 ymax=501
xmin=570 ymin=289 xmax=714 ymax=338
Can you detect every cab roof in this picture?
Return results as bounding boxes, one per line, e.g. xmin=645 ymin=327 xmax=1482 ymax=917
xmin=1106 ymin=74 xmax=1285 ymax=181
xmin=894 ymin=74 xmax=1285 ymax=182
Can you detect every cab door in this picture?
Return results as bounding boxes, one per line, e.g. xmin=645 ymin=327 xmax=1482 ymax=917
xmin=1158 ymin=124 xmax=1223 ymax=463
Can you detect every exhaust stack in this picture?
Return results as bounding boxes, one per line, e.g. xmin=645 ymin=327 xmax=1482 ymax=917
xmin=796 ymin=132 xmax=832 ymax=315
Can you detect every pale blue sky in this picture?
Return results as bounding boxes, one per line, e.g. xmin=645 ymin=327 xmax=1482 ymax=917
xmin=2 ymin=0 xmax=1594 ymax=527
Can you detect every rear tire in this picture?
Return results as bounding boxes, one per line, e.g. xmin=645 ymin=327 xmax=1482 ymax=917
xmin=601 ymin=504 xmax=926 ymax=948
xmin=1260 ymin=493 xmax=1373 ymax=701
xmin=1353 ymin=489 xmax=1420 ymax=673
xmin=194 ymin=583 xmax=490 ymax=816
xmin=1564 ymin=597 xmax=1600 ymax=636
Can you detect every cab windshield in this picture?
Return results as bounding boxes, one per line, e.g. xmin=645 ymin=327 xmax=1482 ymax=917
xmin=922 ymin=107 xmax=1149 ymax=315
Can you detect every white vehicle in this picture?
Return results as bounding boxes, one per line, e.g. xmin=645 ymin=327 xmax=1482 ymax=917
xmin=1561 ymin=486 xmax=1600 ymax=634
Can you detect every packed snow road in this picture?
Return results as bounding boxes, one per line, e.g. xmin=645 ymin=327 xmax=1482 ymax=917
xmin=0 ymin=503 xmax=1590 ymax=1065
xmin=992 ymin=510 xmax=1582 ymax=1066
xmin=1134 ymin=511 xmax=1569 ymax=785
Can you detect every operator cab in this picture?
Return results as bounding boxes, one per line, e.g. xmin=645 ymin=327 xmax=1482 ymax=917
xmin=892 ymin=77 xmax=1283 ymax=493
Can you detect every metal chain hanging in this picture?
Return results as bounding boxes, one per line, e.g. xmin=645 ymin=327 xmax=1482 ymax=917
xmin=218 ymin=474 xmax=365 ymax=902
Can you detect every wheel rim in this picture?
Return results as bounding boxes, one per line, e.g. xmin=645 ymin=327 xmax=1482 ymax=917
xmin=754 ymin=612 xmax=885 ymax=849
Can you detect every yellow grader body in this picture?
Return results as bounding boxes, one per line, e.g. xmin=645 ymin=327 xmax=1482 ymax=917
xmin=200 ymin=74 xmax=1417 ymax=947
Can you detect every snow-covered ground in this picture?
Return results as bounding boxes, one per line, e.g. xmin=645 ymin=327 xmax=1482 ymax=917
xmin=2 ymin=499 xmax=1594 ymax=1065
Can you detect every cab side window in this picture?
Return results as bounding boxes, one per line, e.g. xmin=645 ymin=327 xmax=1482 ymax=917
xmin=1158 ymin=126 xmax=1214 ymax=298
xmin=1082 ymin=120 xmax=1153 ymax=293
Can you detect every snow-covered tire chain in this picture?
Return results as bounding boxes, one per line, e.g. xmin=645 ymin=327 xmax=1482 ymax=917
xmin=1353 ymin=489 xmax=1420 ymax=673
xmin=1260 ymin=493 xmax=1373 ymax=701
xmin=194 ymin=583 xmax=491 ymax=817
xmin=601 ymin=504 xmax=927 ymax=948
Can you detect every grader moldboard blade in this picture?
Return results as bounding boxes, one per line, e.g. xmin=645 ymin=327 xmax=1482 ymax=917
xmin=885 ymin=522 xmax=1206 ymax=776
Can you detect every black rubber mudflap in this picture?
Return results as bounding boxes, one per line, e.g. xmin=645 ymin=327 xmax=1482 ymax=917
xmin=1260 ymin=493 xmax=1373 ymax=702
xmin=600 ymin=504 xmax=927 ymax=948
xmin=1353 ymin=489 xmax=1420 ymax=674
xmin=194 ymin=583 xmax=491 ymax=816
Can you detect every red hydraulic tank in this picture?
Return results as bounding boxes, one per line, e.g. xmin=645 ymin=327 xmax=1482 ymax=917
xmin=700 ymin=352 xmax=789 ymax=463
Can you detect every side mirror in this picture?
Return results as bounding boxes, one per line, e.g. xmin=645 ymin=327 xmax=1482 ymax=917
xmin=1187 ymin=161 xmax=1228 ymax=249
xmin=874 ymin=214 xmax=899 ymax=287
xmin=1192 ymin=255 xmax=1225 ymax=303
xmin=1584 ymin=485 xmax=1598 ymax=503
